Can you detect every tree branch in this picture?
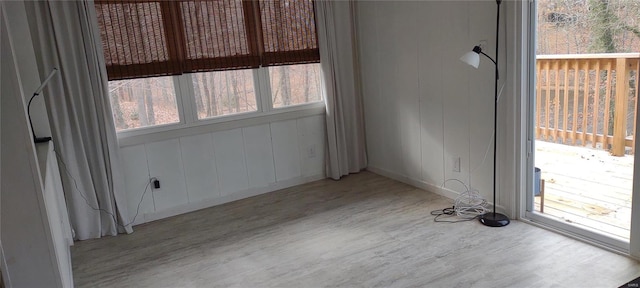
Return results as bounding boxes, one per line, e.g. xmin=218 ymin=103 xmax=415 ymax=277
xmin=622 ymin=24 xmax=640 ymax=40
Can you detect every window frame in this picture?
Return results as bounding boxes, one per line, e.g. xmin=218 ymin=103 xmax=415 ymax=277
xmin=114 ymin=64 xmax=325 ymax=144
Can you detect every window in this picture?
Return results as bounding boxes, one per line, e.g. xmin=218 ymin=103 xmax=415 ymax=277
xmin=270 ymin=63 xmax=322 ymax=108
xmin=191 ymin=69 xmax=257 ymax=119
xmin=95 ymin=0 xmax=322 ymax=133
xmin=108 ymin=76 xmax=179 ymax=131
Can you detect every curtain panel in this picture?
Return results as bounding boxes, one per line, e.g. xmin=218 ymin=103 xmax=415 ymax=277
xmin=26 ymin=0 xmax=132 ymax=240
xmin=316 ymin=0 xmax=367 ymax=180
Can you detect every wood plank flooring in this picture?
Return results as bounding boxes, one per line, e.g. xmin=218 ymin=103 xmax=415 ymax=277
xmin=534 ymin=140 xmax=634 ymax=239
xmin=72 ymin=171 xmax=640 ymax=287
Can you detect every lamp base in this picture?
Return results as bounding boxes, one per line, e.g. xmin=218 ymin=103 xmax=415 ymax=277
xmin=479 ymin=212 xmax=510 ymax=227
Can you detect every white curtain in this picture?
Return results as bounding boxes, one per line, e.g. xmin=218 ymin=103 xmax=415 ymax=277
xmin=25 ymin=1 xmax=132 ymax=240
xmin=316 ymin=0 xmax=368 ymax=180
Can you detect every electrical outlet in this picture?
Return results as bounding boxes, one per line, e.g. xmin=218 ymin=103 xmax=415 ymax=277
xmin=452 ymin=157 xmax=461 ymax=172
xmin=150 ymin=177 xmax=160 ymax=189
xmin=307 ymin=145 xmax=316 ymax=158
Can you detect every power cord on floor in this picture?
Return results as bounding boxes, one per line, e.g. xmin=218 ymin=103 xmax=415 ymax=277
xmin=54 ymin=149 xmax=151 ymax=229
xmin=430 ymin=207 xmax=479 ymax=223
xmin=431 ymin=179 xmax=490 ymax=223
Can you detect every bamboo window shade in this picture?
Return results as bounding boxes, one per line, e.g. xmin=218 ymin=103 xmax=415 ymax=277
xmin=94 ymin=0 xmax=320 ymax=81
xmin=259 ymin=0 xmax=319 ymax=66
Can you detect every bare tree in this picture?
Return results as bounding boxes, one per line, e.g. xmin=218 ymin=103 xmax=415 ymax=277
xmin=224 ymin=72 xmax=234 ymax=112
xmin=108 ymin=80 xmax=130 ymax=129
xmin=240 ymin=70 xmax=255 ymax=110
xmin=537 ymin=0 xmax=640 ymax=55
xmin=163 ymin=84 xmax=171 ymax=103
xmin=271 ymin=70 xmax=282 ymax=105
xmin=194 ymin=74 xmax=204 ymax=113
xmin=230 ymin=72 xmax=241 ymax=111
xmin=136 ymin=84 xmax=148 ymax=126
xmin=279 ymin=66 xmax=291 ymax=106
xmin=303 ymin=66 xmax=310 ymax=102
xmin=588 ymin=0 xmax=617 ymax=53
xmin=111 ymin=90 xmax=128 ymax=129
xmin=144 ymin=80 xmax=155 ymax=125
xmin=199 ymin=73 xmax=213 ymax=117
xmin=214 ymin=74 xmax=224 ymax=114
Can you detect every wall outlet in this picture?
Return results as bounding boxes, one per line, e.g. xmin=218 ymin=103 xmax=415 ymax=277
xmin=452 ymin=157 xmax=461 ymax=172
xmin=307 ymin=145 xmax=317 ymax=158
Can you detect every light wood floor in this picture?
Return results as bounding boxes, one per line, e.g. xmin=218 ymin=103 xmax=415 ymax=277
xmin=535 ymin=140 xmax=634 ymax=239
xmin=72 ymin=171 xmax=640 ymax=287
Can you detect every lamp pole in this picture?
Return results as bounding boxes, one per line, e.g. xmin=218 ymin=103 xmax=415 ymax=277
xmin=478 ymin=0 xmax=510 ymax=227
xmin=459 ymin=0 xmax=509 ymax=226
xmin=492 ymin=0 xmax=500 ymax=219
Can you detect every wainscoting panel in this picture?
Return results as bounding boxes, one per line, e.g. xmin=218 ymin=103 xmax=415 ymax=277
xmin=271 ymin=120 xmax=302 ymax=181
xmin=212 ymin=128 xmax=249 ymax=197
xmin=297 ymin=115 xmax=325 ymax=177
xmin=180 ymin=133 xmax=219 ymax=203
xmin=119 ymin=144 xmax=155 ymax=221
xmin=243 ymin=124 xmax=277 ymax=188
xmin=145 ymin=139 xmax=189 ymax=211
xmin=119 ymin=115 xmax=326 ymax=225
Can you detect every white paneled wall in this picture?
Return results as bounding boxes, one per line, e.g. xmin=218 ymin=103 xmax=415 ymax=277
xmin=146 ymin=139 xmax=189 ymax=211
xmin=120 ymin=144 xmax=155 ymax=221
xmin=297 ymin=116 xmax=325 ymax=177
xmin=120 ymin=115 xmax=326 ymax=225
xmin=271 ymin=120 xmax=302 ymax=181
xmin=357 ymin=1 xmax=499 ymax=202
xmin=180 ymin=133 xmax=219 ymax=202
xmin=243 ymin=124 xmax=276 ymax=188
xmin=212 ymin=128 xmax=250 ymax=196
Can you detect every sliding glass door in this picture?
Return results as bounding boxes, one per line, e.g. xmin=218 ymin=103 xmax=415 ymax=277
xmin=524 ymin=0 xmax=640 ymax=255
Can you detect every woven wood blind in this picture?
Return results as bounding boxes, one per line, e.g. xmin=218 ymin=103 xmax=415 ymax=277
xmin=259 ymin=0 xmax=319 ymax=66
xmin=95 ymin=0 xmax=319 ymax=81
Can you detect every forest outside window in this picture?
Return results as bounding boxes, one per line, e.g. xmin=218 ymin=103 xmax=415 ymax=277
xmin=95 ymin=0 xmax=322 ymax=132
xmin=108 ymin=76 xmax=179 ymax=130
xmin=191 ymin=69 xmax=257 ymax=119
xmin=269 ymin=63 xmax=322 ymax=108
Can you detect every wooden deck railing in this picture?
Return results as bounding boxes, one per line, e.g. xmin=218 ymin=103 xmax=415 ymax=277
xmin=535 ymin=54 xmax=640 ymax=156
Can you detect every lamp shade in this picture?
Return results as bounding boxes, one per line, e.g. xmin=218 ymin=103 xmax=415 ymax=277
xmin=460 ymin=51 xmax=480 ymax=68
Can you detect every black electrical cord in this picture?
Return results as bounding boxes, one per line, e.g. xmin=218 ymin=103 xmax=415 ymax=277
xmin=431 ymin=206 xmax=481 ymax=223
xmin=54 ymin=149 xmax=150 ymax=229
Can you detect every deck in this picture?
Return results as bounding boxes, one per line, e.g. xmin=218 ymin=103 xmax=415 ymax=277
xmin=534 ymin=140 xmax=633 ymax=240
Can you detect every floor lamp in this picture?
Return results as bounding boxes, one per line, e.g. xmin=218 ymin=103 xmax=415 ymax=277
xmin=459 ymin=0 xmax=510 ymax=227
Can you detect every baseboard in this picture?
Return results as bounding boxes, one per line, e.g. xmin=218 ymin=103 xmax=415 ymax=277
xmin=134 ymin=173 xmax=326 ymax=226
xmin=366 ymin=165 xmax=507 ymax=214
xmin=365 ymin=166 xmax=460 ymax=200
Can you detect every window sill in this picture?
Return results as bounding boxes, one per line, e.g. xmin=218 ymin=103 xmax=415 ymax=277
xmin=117 ymin=102 xmax=326 ymax=147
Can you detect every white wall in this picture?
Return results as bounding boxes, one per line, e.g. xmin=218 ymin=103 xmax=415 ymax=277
xmin=120 ymin=115 xmax=326 ymax=225
xmin=356 ymin=1 xmax=509 ymax=209
xmin=6 ymin=1 xmax=51 ymax=140
xmin=1 ymin=3 xmax=63 ymax=286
